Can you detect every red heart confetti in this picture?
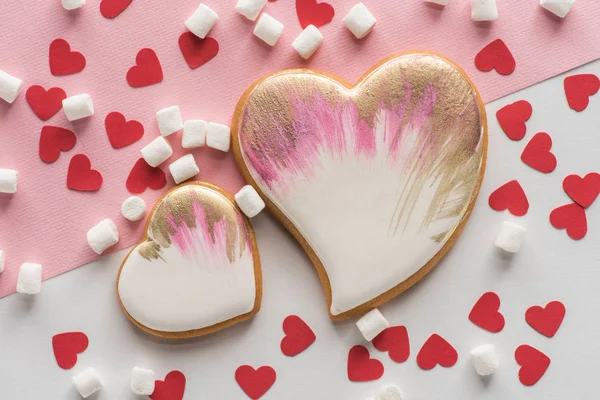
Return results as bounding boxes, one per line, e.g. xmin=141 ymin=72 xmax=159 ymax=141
xmin=280 ymin=315 xmax=316 ymax=357
xmin=526 ymin=301 xmax=566 ymax=338
xmin=468 ymin=292 xmax=505 ymax=333
xmin=105 ymin=112 xmax=144 ymax=149
xmin=49 ymin=39 xmax=86 ymax=76
xmin=67 ymin=154 xmax=103 ymax=192
xmin=475 ymin=39 xmax=516 ymax=76
xmin=150 ymin=371 xmax=186 ymax=400
xmin=372 ymin=325 xmax=410 ymax=363
xmin=549 ymin=202 xmax=587 ymax=240
xmin=235 ymin=365 xmax=276 ymax=399
xmin=496 ymin=100 xmax=533 ymax=141
xmin=126 ymin=158 xmax=167 ymax=194
xmin=26 ymin=85 xmax=66 ymax=121
xmin=347 ymin=345 xmax=384 ymax=382
xmin=100 ymin=0 xmax=133 ymax=19
xmin=416 ymin=334 xmax=458 ymax=370
xmin=563 ymin=173 xmax=600 ymax=208
xmin=52 ymin=332 xmax=89 ymax=370
xmin=39 ymin=126 xmax=77 ymax=163
xmin=488 ymin=180 xmax=529 ymax=216
xmin=521 ymin=132 xmax=557 ymax=173
xmin=179 ymin=32 xmax=219 ymax=69
xmin=515 ymin=345 xmax=550 ymax=386
xmin=127 ymin=48 xmax=163 ymax=88
xmin=296 ymin=0 xmax=335 ymax=29
xmin=564 ymin=74 xmax=600 ymax=112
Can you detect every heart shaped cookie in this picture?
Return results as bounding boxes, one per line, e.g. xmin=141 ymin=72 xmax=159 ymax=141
xmin=117 ymin=182 xmax=262 ymax=338
xmin=232 ymin=53 xmax=487 ymax=320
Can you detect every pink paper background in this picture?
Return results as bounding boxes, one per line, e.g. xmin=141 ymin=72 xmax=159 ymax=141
xmin=1 ymin=0 xmax=599 ymax=297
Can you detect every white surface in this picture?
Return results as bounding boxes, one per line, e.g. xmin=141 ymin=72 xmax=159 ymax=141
xmin=2 ymin=60 xmax=600 ymax=399
xmin=253 ymin=13 xmax=284 ymax=46
xmin=343 ymin=3 xmax=377 ymax=39
xmin=156 ymin=106 xmax=183 ymax=137
xmin=470 ymin=344 xmax=499 ymax=376
xmin=62 ymin=94 xmax=94 ymax=121
xmin=292 ymin=25 xmax=324 ymax=60
xmin=356 ymin=309 xmax=390 ymax=341
xmin=185 ymin=3 xmax=218 ymax=39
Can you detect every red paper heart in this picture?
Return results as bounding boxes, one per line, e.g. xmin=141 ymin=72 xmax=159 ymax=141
xmin=526 ymin=301 xmax=566 ymax=338
xmin=347 ymin=345 xmax=384 ymax=382
xmin=49 ymin=39 xmax=86 ymax=76
xmin=550 ymin=203 xmax=587 ymax=240
xmin=179 ymin=32 xmax=219 ymax=69
xmin=488 ymin=180 xmax=529 ymax=216
xmin=496 ymin=100 xmax=532 ymax=141
xmin=105 ymin=112 xmax=144 ymax=149
xmin=235 ymin=365 xmax=276 ymax=399
xmin=475 ymin=39 xmax=515 ymax=76
xmin=39 ymin=126 xmax=77 ymax=163
xmin=416 ymin=334 xmax=458 ymax=370
xmin=372 ymin=325 xmax=410 ymax=363
xmin=67 ymin=154 xmax=103 ymax=191
xmin=563 ymin=173 xmax=600 ymax=208
xmin=521 ymin=132 xmax=557 ymax=173
xmin=52 ymin=332 xmax=89 ymax=370
xmin=26 ymin=85 xmax=66 ymax=121
xmin=564 ymin=74 xmax=600 ymax=112
xmin=296 ymin=0 xmax=335 ymax=29
xmin=126 ymin=158 xmax=167 ymax=194
xmin=468 ymin=292 xmax=505 ymax=333
xmin=515 ymin=345 xmax=550 ymax=386
xmin=150 ymin=371 xmax=186 ymax=400
xmin=100 ymin=0 xmax=133 ymax=19
xmin=127 ymin=48 xmax=163 ymax=88
xmin=280 ymin=315 xmax=316 ymax=357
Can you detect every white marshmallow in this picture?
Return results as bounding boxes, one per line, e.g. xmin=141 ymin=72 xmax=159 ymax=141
xmin=156 ymin=106 xmax=184 ymax=137
xmin=494 ymin=221 xmax=526 ymax=253
xmin=235 ymin=185 xmax=265 ymax=218
xmin=0 ymin=250 xmax=4 ymax=273
xmin=185 ymin=4 xmax=219 ymax=39
xmin=141 ymin=136 xmax=173 ymax=167
xmin=16 ymin=263 xmax=42 ymax=294
xmin=236 ymin=0 xmax=268 ymax=21
xmin=540 ymin=0 xmax=575 ymax=18
xmin=0 ymin=70 xmax=23 ymax=104
xmin=206 ymin=122 xmax=231 ymax=152
xmin=63 ymin=94 xmax=94 ymax=121
xmin=182 ymin=120 xmax=207 ymax=148
xmin=169 ymin=154 xmax=200 ymax=184
xmin=292 ymin=25 xmax=324 ymax=60
xmin=121 ymin=196 xmax=147 ymax=222
xmin=62 ymin=0 xmax=85 ymax=10
xmin=471 ymin=0 xmax=498 ymax=21
xmin=73 ymin=368 xmax=104 ymax=398
xmin=0 ymin=169 xmax=18 ymax=194
xmin=87 ymin=218 xmax=119 ymax=255
xmin=375 ymin=384 xmax=403 ymax=400
xmin=253 ymin=13 xmax=284 ymax=46
xmin=425 ymin=0 xmax=448 ymax=5
xmin=343 ymin=3 xmax=377 ymax=39
xmin=470 ymin=344 xmax=499 ymax=376
xmin=356 ymin=308 xmax=390 ymax=341
xmin=130 ymin=367 xmax=155 ymax=396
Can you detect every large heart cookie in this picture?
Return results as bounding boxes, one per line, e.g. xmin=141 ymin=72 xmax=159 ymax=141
xmin=232 ymin=52 xmax=487 ymax=320
xmin=117 ymin=182 xmax=262 ymax=338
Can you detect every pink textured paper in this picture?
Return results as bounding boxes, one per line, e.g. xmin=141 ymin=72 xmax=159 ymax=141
xmin=0 ymin=0 xmax=599 ymax=297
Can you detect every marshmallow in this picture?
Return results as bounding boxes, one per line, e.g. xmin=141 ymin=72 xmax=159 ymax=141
xmin=130 ymin=367 xmax=155 ymax=396
xmin=425 ymin=0 xmax=448 ymax=5
xmin=470 ymin=344 xmax=499 ymax=376
xmin=0 ymin=250 xmax=4 ymax=273
xmin=540 ymin=0 xmax=575 ymax=18
xmin=169 ymin=154 xmax=200 ymax=184
xmin=87 ymin=218 xmax=119 ymax=255
xmin=206 ymin=122 xmax=231 ymax=152
xmin=185 ymin=4 xmax=219 ymax=39
xmin=471 ymin=0 xmax=498 ymax=21
xmin=62 ymin=0 xmax=85 ymax=10
xmin=0 ymin=169 xmax=18 ymax=194
xmin=141 ymin=136 xmax=173 ymax=167
xmin=182 ymin=120 xmax=207 ymax=148
xmin=121 ymin=196 xmax=147 ymax=222
xmin=16 ymin=263 xmax=42 ymax=294
xmin=236 ymin=0 xmax=268 ymax=21
xmin=494 ymin=221 xmax=526 ymax=253
xmin=63 ymin=94 xmax=94 ymax=121
xmin=356 ymin=308 xmax=390 ymax=341
xmin=235 ymin=185 xmax=266 ymax=218
xmin=156 ymin=106 xmax=184 ymax=137
xmin=375 ymin=384 xmax=403 ymax=400
xmin=253 ymin=13 xmax=284 ymax=46
xmin=343 ymin=3 xmax=377 ymax=39
xmin=73 ymin=368 xmax=104 ymax=398
xmin=0 ymin=70 xmax=23 ymax=104
xmin=292 ymin=25 xmax=324 ymax=60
